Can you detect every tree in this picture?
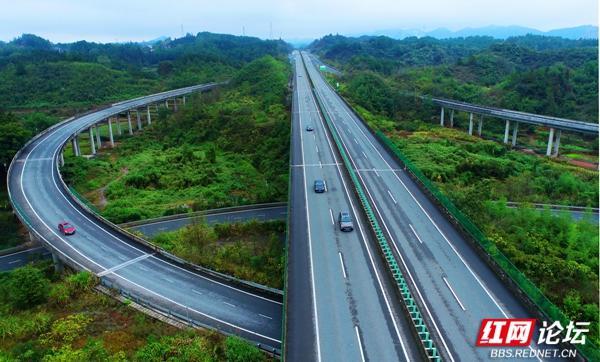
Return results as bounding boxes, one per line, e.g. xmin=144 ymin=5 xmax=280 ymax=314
xmin=0 ymin=112 xmax=31 ymax=171
xmin=4 ymin=265 xmax=50 ymax=309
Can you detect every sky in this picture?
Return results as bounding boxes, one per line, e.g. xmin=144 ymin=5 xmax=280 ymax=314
xmin=0 ymin=0 xmax=597 ymax=43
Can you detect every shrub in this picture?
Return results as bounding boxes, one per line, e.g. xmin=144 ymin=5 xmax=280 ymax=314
xmin=4 ymin=265 xmax=50 ymax=310
xmin=225 ymin=336 xmax=264 ymax=362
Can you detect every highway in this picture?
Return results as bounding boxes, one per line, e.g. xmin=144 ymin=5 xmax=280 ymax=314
xmin=286 ymin=51 xmax=420 ymax=362
xmin=127 ymin=204 xmax=287 ymax=237
xmin=0 ymin=246 xmax=51 ymax=272
xmin=303 ymin=51 xmax=564 ymax=361
xmin=7 ymin=84 xmax=282 ymax=352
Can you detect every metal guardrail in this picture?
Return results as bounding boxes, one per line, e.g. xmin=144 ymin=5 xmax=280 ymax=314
xmin=98 ymin=277 xmax=281 ymax=356
xmin=374 ymin=132 xmax=599 ymax=362
xmin=119 ymin=202 xmax=287 ymax=228
xmin=302 ymin=55 xmax=442 ymax=361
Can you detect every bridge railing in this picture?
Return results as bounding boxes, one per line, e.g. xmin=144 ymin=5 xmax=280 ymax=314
xmin=376 ymin=131 xmax=599 ymax=361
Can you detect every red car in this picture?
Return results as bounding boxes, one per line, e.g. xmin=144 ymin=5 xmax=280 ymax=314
xmin=58 ymin=222 xmax=76 ymax=235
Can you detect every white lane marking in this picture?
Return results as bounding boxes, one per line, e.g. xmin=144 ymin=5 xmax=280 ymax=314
xmin=317 ymin=68 xmax=543 ymax=361
xmin=408 ymin=224 xmax=424 ymax=244
xmin=161 ymin=276 xmax=175 ymax=283
xmin=315 ymin=145 xmax=319 ymax=153
xmin=296 ymin=58 xmax=323 ymax=362
xmin=387 ymin=189 xmax=397 ymax=205
xmin=98 ymin=253 xmax=151 ymax=276
xmin=443 ymin=277 xmax=466 ymax=311
xmin=362 ymin=151 xmax=367 ymax=159
xmin=0 ymin=246 xmax=45 ymax=259
xmin=111 ymin=272 xmax=281 ymax=343
xmin=323 ymin=180 xmax=328 ymax=192
xmin=353 ymin=137 xmax=359 ymax=144
xmin=139 ymin=265 xmax=149 ymax=272
xmin=8 ymin=259 xmax=20 ymax=264
xmin=224 ymin=302 xmax=236 ymax=308
xmin=329 ymin=209 xmax=334 ymax=225
xmin=17 ymin=126 xmax=99 ymax=272
xmin=374 ymin=169 xmax=380 ymax=177
xmin=191 ymin=289 xmax=203 ymax=295
xmin=355 ymin=326 xmax=366 ymax=362
xmin=259 ymin=313 xmax=273 ymax=320
xmin=329 ymin=81 xmax=514 ymax=319
xmin=311 ymin=80 xmax=453 ymax=361
xmin=303 ymin=54 xmax=410 ymax=361
xmin=338 ymin=252 xmax=347 ymax=279
xmin=291 ymin=163 xmax=340 ymax=167
xmin=319 ymin=161 xmax=322 ymax=168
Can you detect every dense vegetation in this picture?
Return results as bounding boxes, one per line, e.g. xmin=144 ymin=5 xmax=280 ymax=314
xmin=62 ymin=55 xmax=290 ymax=223
xmin=310 ymin=34 xmax=598 ymax=122
xmin=0 ymin=263 xmax=268 ymax=361
xmin=0 ymin=33 xmax=290 ymax=110
xmin=310 ymin=34 xmax=599 ymax=344
xmin=352 ymin=105 xmax=600 ymax=345
xmin=0 ymin=32 xmax=290 ymax=250
xmin=150 ymin=220 xmax=285 ymax=289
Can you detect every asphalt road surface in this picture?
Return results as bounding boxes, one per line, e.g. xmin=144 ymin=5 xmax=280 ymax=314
xmin=304 ymin=52 xmax=566 ymax=361
xmin=129 ymin=205 xmax=287 ymax=237
xmin=285 ymin=51 xmax=421 ymax=362
xmin=0 ymin=247 xmax=52 ymax=272
xmin=8 ymin=84 xmax=282 ymax=352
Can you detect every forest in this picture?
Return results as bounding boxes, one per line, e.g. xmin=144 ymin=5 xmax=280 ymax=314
xmin=310 ymin=34 xmax=598 ymax=122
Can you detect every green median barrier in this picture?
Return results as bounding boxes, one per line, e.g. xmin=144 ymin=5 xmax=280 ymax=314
xmin=310 ymin=86 xmax=441 ymax=361
xmin=375 ymin=130 xmax=599 ymax=361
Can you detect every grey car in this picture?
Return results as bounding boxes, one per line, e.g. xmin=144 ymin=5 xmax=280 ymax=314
xmin=338 ymin=211 xmax=354 ymax=232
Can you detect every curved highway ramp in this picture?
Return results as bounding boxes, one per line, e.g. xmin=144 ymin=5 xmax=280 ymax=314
xmin=7 ymin=85 xmax=282 ymax=354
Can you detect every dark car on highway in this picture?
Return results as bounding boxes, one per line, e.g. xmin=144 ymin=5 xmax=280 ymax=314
xmin=338 ymin=211 xmax=354 ymax=232
xmin=306 ymin=125 xmax=314 ymax=131
xmin=314 ymin=179 xmax=326 ymax=193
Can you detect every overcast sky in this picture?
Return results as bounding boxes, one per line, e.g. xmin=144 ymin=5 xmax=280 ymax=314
xmin=1 ymin=0 xmax=597 ymax=43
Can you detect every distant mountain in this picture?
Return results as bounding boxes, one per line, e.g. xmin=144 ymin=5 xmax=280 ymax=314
xmin=365 ymin=25 xmax=598 ymax=40
xmin=138 ymin=36 xmax=169 ymax=46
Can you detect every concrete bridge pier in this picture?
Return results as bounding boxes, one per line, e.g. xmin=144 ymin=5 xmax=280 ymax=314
xmin=503 ymin=120 xmax=510 ymax=144
xmin=136 ymin=110 xmax=142 ymax=130
xmin=108 ymin=118 xmax=114 ymax=147
xmin=553 ymin=130 xmax=562 ymax=157
xmin=440 ymin=107 xmax=445 ymax=126
xmin=165 ymin=100 xmax=169 ymax=109
xmin=450 ymin=109 xmax=455 ymax=128
xmin=89 ymin=127 xmax=96 ymax=155
xmin=127 ymin=111 xmax=133 ymax=135
xmin=183 ymin=96 xmax=186 ymax=105
xmin=546 ymin=128 xmax=555 ymax=156
xmin=51 ymin=252 xmax=64 ymax=273
xmin=146 ymin=106 xmax=152 ymax=125
xmin=478 ymin=115 xmax=483 ymax=136
xmin=116 ymin=115 xmax=122 ymax=136
xmin=468 ymin=113 xmax=474 ymax=135
xmin=59 ymin=152 xmax=65 ymax=167
xmin=72 ymin=136 xmax=80 ymax=157
xmin=94 ymin=125 xmax=101 ymax=149
xmin=511 ymin=122 xmax=519 ymax=147
xmin=173 ymin=99 xmax=178 ymax=112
